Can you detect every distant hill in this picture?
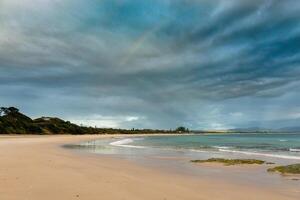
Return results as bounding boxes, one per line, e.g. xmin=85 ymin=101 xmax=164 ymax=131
xmin=228 ymin=127 xmax=273 ymax=133
xmin=0 ymin=107 xmax=100 ymax=135
xmin=228 ymin=127 xmax=300 ymax=133
xmin=278 ymin=126 xmax=300 ymax=132
xmin=0 ymin=107 xmax=182 ymax=135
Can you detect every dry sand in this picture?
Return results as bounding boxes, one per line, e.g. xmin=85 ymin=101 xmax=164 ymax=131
xmin=0 ymin=135 xmax=299 ymax=200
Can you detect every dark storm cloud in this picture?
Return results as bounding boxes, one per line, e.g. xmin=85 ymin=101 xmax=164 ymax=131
xmin=0 ymin=0 xmax=300 ymax=129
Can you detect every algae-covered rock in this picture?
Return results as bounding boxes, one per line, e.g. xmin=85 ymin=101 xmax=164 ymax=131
xmin=267 ymin=164 xmax=300 ymax=174
xmin=191 ymin=158 xmax=265 ymax=166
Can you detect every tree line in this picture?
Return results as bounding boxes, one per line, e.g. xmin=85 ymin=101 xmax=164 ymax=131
xmin=0 ymin=107 xmax=190 ymax=135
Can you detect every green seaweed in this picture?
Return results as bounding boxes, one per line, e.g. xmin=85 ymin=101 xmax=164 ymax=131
xmin=267 ymin=164 xmax=300 ymax=174
xmin=266 ymin=162 xmax=275 ymax=165
xmin=191 ymin=158 xmax=266 ymax=166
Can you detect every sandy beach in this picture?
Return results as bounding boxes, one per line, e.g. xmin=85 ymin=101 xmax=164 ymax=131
xmin=0 ymin=135 xmax=299 ymax=200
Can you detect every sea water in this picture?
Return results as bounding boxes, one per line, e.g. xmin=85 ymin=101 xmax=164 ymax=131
xmin=73 ymin=133 xmax=300 ymax=164
xmin=131 ymin=133 xmax=300 ymax=159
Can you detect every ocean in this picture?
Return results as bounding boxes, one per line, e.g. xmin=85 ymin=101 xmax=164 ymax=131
xmin=72 ymin=133 xmax=300 ymax=164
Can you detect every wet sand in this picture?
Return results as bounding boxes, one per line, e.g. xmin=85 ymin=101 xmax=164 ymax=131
xmin=0 ymin=135 xmax=299 ymax=200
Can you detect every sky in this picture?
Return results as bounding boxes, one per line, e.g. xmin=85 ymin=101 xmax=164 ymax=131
xmin=0 ymin=0 xmax=300 ymax=130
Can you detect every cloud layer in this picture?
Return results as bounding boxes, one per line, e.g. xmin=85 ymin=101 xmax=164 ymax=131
xmin=1 ymin=0 xmax=300 ymax=129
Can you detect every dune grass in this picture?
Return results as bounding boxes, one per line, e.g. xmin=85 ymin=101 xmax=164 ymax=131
xmin=267 ymin=164 xmax=300 ymax=174
xmin=191 ymin=158 xmax=266 ymax=166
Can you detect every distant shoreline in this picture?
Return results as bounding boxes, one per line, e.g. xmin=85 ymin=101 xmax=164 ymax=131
xmin=1 ymin=107 xmax=300 ymax=135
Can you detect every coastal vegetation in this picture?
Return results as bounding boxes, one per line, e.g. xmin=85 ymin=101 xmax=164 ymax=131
xmin=267 ymin=164 xmax=300 ymax=174
xmin=0 ymin=107 xmax=189 ymax=135
xmin=175 ymin=126 xmax=189 ymax=133
xmin=191 ymin=158 xmax=266 ymax=166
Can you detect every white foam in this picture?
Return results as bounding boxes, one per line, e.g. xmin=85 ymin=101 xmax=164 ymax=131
xmin=279 ymin=139 xmax=288 ymax=142
xmin=189 ymin=149 xmax=209 ymax=153
xmin=218 ymin=149 xmax=300 ymax=160
xmin=290 ymin=148 xmax=300 ymax=152
xmin=213 ymin=146 xmax=231 ymax=149
xmin=109 ymin=138 xmax=145 ymax=149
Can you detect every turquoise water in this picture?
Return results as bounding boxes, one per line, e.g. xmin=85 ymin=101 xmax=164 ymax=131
xmin=130 ymin=133 xmax=300 ymax=159
xmin=73 ymin=133 xmax=300 ymax=162
xmin=134 ymin=134 xmax=300 ymax=151
xmin=111 ymin=134 xmax=300 ymax=160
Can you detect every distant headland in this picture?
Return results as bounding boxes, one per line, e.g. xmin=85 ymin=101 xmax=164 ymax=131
xmin=0 ymin=107 xmax=190 ymax=135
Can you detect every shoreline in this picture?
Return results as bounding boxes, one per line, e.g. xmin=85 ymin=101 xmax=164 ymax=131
xmin=1 ymin=134 xmax=299 ymax=200
xmin=75 ymin=134 xmax=300 ymax=165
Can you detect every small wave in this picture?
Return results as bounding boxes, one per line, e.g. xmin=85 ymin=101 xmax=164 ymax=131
xmin=218 ymin=149 xmax=300 ymax=160
xmin=279 ymin=139 xmax=288 ymax=142
xmin=189 ymin=149 xmax=209 ymax=153
xmin=212 ymin=146 xmax=231 ymax=149
xmin=109 ymin=138 xmax=145 ymax=149
xmin=290 ymin=148 xmax=300 ymax=152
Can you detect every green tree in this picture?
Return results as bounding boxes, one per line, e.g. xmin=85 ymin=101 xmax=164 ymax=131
xmin=0 ymin=107 xmax=19 ymax=115
xmin=175 ymin=126 xmax=189 ymax=133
